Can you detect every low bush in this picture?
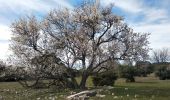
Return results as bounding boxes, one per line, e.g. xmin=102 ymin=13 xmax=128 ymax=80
xmin=155 ymin=66 xmax=170 ymax=80
xmin=137 ymin=65 xmax=154 ymax=77
xmin=119 ymin=65 xmax=139 ymax=82
xmin=92 ymin=71 xmax=117 ymax=86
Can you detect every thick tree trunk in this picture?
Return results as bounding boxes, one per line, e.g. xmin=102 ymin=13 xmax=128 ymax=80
xmin=79 ymin=56 xmax=89 ymax=89
xmin=71 ymin=77 xmax=79 ymax=89
xmin=66 ymin=67 xmax=79 ymax=89
xmin=79 ymin=72 xmax=89 ymax=89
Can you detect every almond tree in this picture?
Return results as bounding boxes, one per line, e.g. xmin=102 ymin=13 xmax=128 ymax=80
xmin=10 ymin=0 xmax=150 ymax=89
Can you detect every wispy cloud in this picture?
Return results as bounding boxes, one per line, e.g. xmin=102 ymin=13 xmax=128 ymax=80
xmin=0 ymin=0 xmax=73 ymax=25
xmin=131 ymin=22 xmax=170 ymax=49
xmin=102 ymin=0 xmax=170 ymax=50
xmin=101 ymin=0 xmax=143 ymax=13
xmin=102 ymin=0 xmax=169 ymax=23
xmin=135 ymin=7 xmax=169 ymax=25
xmin=0 ymin=0 xmax=73 ymax=13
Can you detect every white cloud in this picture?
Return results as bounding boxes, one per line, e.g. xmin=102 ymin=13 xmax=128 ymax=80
xmin=0 ymin=0 xmax=73 ymax=12
xmin=52 ymin=0 xmax=74 ymax=9
xmin=131 ymin=23 xmax=170 ymax=49
xmin=145 ymin=9 xmax=168 ymax=22
xmin=0 ymin=42 xmax=10 ymax=60
xmin=136 ymin=8 xmax=170 ymax=25
xmin=102 ymin=0 xmax=169 ymax=24
xmin=102 ymin=0 xmax=170 ymax=50
xmin=0 ymin=0 xmax=73 ymax=24
xmin=0 ymin=0 xmax=48 ymax=15
xmin=0 ymin=25 xmax=12 ymax=60
xmin=101 ymin=0 xmax=143 ymax=13
xmin=0 ymin=24 xmax=12 ymax=41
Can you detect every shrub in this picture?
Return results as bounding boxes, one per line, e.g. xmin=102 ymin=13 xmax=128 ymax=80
xmin=0 ymin=67 xmax=25 ymax=82
xmin=138 ymin=68 xmax=147 ymax=77
xmin=119 ymin=65 xmax=139 ymax=82
xmin=0 ymin=74 xmax=17 ymax=82
xmin=137 ymin=65 xmax=154 ymax=77
xmin=155 ymin=66 xmax=170 ymax=80
xmin=92 ymin=71 xmax=117 ymax=86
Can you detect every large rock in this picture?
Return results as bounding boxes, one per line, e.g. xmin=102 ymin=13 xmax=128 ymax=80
xmin=66 ymin=90 xmax=97 ymax=100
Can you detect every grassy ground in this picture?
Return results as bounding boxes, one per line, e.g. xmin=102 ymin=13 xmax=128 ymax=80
xmin=0 ymin=75 xmax=170 ymax=100
xmin=92 ymin=75 xmax=170 ymax=100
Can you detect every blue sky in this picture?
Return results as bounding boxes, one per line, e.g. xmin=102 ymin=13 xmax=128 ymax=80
xmin=0 ymin=0 xmax=170 ymax=60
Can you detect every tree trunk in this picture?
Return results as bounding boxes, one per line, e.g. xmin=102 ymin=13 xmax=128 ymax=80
xmin=79 ymin=72 xmax=89 ymax=89
xmin=71 ymin=77 xmax=79 ymax=89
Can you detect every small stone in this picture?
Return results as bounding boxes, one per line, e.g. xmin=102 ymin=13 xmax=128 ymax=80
xmin=60 ymin=95 xmax=64 ymax=97
xmin=151 ymin=95 xmax=155 ymax=98
xmin=114 ymin=96 xmax=118 ymax=99
xmin=96 ymin=94 xmax=106 ymax=98
xmin=0 ymin=95 xmax=3 ymax=99
xmin=86 ymin=90 xmax=97 ymax=97
xmin=135 ymin=94 xmax=138 ymax=98
xmin=79 ymin=95 xmax=89 ymax=100
xmin=106 ymin=86 xmax=114 ymax=90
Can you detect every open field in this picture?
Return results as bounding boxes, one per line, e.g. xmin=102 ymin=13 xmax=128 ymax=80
xmin=0 ymin=75 xmax=170 ymax=100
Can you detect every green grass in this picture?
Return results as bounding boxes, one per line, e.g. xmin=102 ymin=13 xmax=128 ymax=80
xmin=0 ymin=75 xmax=170 ymax=100
xmin=92 ymin=75 xmax=170 ymax=100
xmin=0 ymin=82 xmax=69 ymax=100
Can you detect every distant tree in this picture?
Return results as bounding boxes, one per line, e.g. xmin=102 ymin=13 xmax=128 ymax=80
xmin=10 ymin=0 xmax=150 ymax=89
xmin=155 ymin=66 xmax=170 ymax=80
xmin=152 ymin=48 xmax=169 ymax=63
xmin=136 ymin=61 xmax=153 ymax=77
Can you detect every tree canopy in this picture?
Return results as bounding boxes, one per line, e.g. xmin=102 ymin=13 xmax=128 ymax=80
xmin=10 ymin=0 xmax=150 ymax=89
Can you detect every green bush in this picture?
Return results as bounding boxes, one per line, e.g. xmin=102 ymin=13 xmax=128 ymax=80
xmin=92 ymin=71 xmax=117 ymax=86
xmin=155 ymin=66 xmax=170 ymax=80
xmin=137 ymin=65 xmax=154 ymax=77
xmin=119 ymin=65 xmax=139 ymax=82
xmin=138 ymin=68 xmax=147 ymax=77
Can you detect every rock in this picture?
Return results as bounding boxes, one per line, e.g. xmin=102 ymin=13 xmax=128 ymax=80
xmin=79 ymin=95 xmax=89 ymax=100
xmin=95 ymin=89 xmax=103 ymax=94
xmin=66 ymin=90 xmax=97 ymax=100
xmin=104 ymin=86 xmax=114 ymax=90
xmin=69 ymin=95 xmax=89 ymax=100
xmin=70 ymin=91 xmax=77 ymax=95
xmin=113 ymin=96 xmax=118 ymax=99
xmin=86 ymin=90 xmax=97 ymax=97
xmin=96 ymin=94 xmax=106 ymax=98
xmin=0 ymin=95 xmax=3 ymax=99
